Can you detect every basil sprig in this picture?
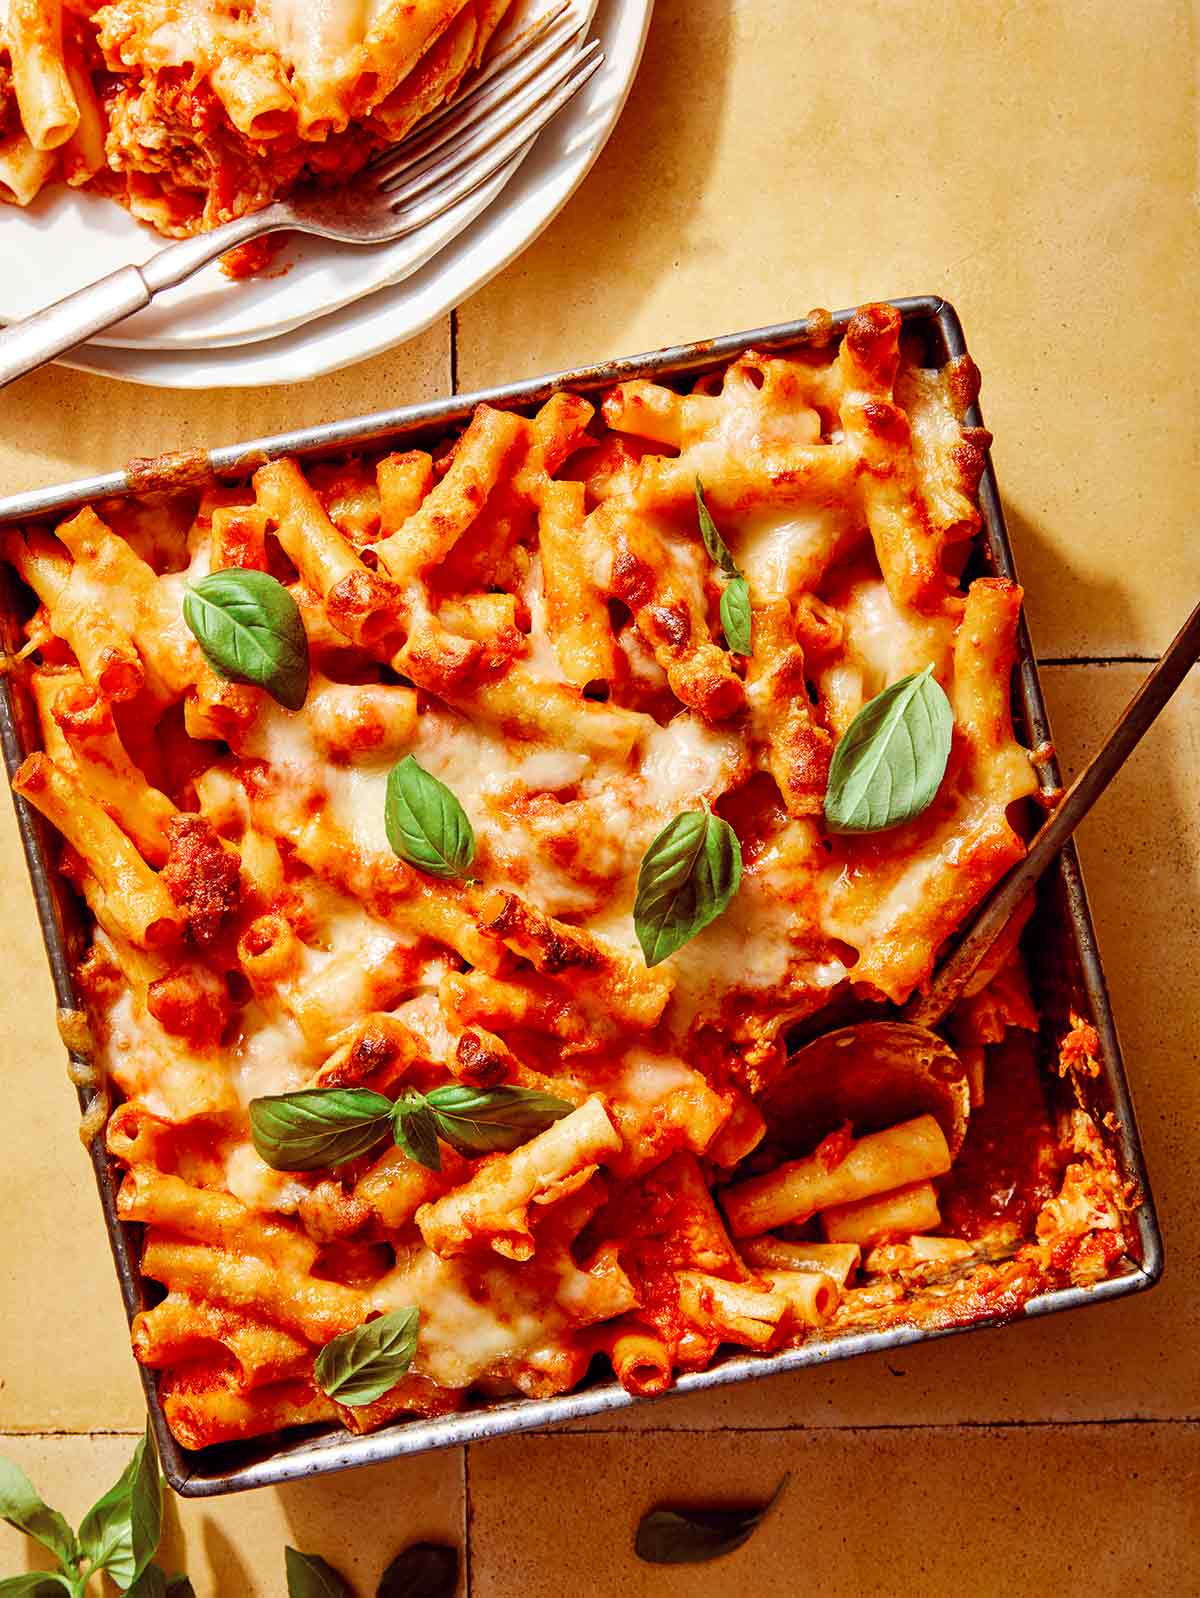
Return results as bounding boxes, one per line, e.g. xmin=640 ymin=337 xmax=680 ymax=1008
xmin=635 ymin=1474 xmax=790 ymax=1565
xmin=633 ymin=804 xmax=742 ymax=967
xmin=0 ymin=1424 xmax=181 ymax=1597
xmin=249 ymin=1083 xmax=575 ymax=1174
xmin=183 ymin=568 xmax=310 ymax=711
xmin=127 ymin=1573 xmax=195 ymax=1598
xmin=719 ymin=576 xmax=752 ymax=655
xmin=76 ymin=1422 xmax=161 ymax=1591
xmin=695 ymin=478 xmax=752 ymax=656
xmin=823 ymin=663 xmax=953 ymax=834
xmin=0 ymin=1457 xmax=78 ymax=1571
xmin=285 ymin=1547 xmax=352 ymax=1597
xmin=385 ymin=755 xmax=476 ymax=879
xmin=420 ymin=1084 xmax=574 ymax=1158
xmin=377 ymin=1542 xmax=459 ymax=1597
xmin=314 ymin=1307 xmax=421 ymax=1407
xmin=249 ymin=1088 xmax=396 ymax=1173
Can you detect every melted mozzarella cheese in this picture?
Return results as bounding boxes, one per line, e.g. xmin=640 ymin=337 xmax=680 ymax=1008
xmin=223 ymin=1141 xmax=311 ymax=1213
xmin=736 ymin=505 xmax=851 ymax=602
xmin=265 ymin=0 xmax=367 ymax=67
xmin=229 ymin=1002 xmax=311 ymax=1105
xmin=374 ymin=1247 xmax=560 ymax=1390
xmin=101 ymin=0 xmax=394 ymax=77
xmin=836 ymin=576 xmax=957 ymax=700
xmin=100 ymin=985 xmax=239 ymax=1121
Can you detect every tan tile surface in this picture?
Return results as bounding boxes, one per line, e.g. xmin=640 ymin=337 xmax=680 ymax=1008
xmin=467 ymin=1426 xmax=1200 ymax=1597
xmin=456 ymin=0 xmax=1198 ymax=659
xmin=0 ymin=828 xmax=145 ymax=1431
xmin=0 ymin=1434 xmax=464 ymax=1595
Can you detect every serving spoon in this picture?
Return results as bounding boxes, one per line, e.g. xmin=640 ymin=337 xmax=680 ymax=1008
xmin=765 ymin=596 xmax=1200 ymax=1145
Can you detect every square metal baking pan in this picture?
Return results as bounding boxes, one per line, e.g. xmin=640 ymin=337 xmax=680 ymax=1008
xmin=0 ymin=298 xmax=1163 ymax=1496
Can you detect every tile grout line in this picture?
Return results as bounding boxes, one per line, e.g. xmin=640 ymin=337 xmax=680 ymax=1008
xmin=2 ymin=1416 xmax=1198 ymax=1445
xmin=1038 ymin=654 xmax=1162 ymax=666
xmin=535 ymin=1414 xmax=1200 ymax=1437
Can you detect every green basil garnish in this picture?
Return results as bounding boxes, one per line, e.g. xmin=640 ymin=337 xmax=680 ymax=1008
xmin=249 ymin=1088 xmax=396 ymax=1172
xmin=284 ymin=1547 xmax=353 ymax=1598
xmin=0 ymin=1457 xmax=78 ymax=1570
xmin=423 ymin=1084 xmax=574 ymax=1158
xmin=635 ymin=1474 xmax=790 ymax=1565
xmin=695 ymin=479 xmax=751 ymax=656
xmin=314 ymin=1308 xmax=421 ymax=1407
xmin=695 ymin=477 xmax=739 ymax=576
xmin=183 ymin=568 xmax=309 ymax=711
xmin=392 ymin=1094 xmax=443 ymax=1173
xmin=248 ymin=1084 xmax=574 ymax=1174
xmin=126 ymin=1568 xmax=194 ymax=1598
xmin=76 ymin=1421 xmax=161 ymax=1592
xmin=633 ymin=804 xmax=742 ymax=967
xmin=1 ymin=1427 xmax=171 ymax=1597
xmin=823 ymin=663 xmax=953 ymax=835
xmin=385 ymin=755 xmax=476 ymax=879
xmin=719 ymin=575 xmax=752 ymax=655
xmin=0 ymin=1575 xmax=72 ymax=1594
xmin=377 ymin=1542 xmax=459 ymax=1597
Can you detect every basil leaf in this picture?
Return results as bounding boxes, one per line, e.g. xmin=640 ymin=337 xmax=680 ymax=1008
xmin=633 ymin=806 xmax=742 ymax=967
xmin=377 ymin=1542 xmax=459 ymax=1597
xmin=77 ymin=1423 xmax=161 ymax=1589
xmin=392 ymin=1096 xmax=442 ymax=1173
xmin=249 ymin=1089 xmax=395 ymax=1172
xmin=823 ymin=664 xmax=953 ymax=834
xmin=695 ymin=480 xmax=750 ymax=655
xmin=695 ymin=478 xmax=739 ymax=577
xmin=719 ymin=576 xmax=752 ymax=655
xmin=284 ymin=1548 xmax=352 ymax=1598
xmin=125 ymin=1565 xmax=170 ymax=1598
xmin=635 ymin=1474 xmax=789 ymax=1565
xmin=313 ymin=1307 xmax=421 ymax=1407
xmin=384 ymin=756 xmax=475 ymax=879
xmin=129 ymin=1571 xmax=194 ymax=1598
xmin=183 ymin=568 xmax=309 ymax=712
xmin=0 ymin=1577 xmax=72 ymax=1595
xmin=0 ymin=1456 xmax=78 ymax=1568
xmin=424 ymin=1085 xmax=574 ymax=1157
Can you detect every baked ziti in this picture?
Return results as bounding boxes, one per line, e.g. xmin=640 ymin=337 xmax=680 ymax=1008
xmin=2 ymin=304 xmax=1134 ymax=1450
xmin=0 ymin=0 xmax=518 ymax=236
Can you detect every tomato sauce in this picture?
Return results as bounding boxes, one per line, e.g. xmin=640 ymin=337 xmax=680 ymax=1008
xmin=939 ymin=1031 xmax=1060 ymax=1240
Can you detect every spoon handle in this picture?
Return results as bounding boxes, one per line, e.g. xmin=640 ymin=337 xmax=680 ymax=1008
xmin=905 ymin=596 xmax=1200 ymax=1029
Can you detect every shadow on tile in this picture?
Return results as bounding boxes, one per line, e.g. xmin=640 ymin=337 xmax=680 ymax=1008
xmin=467 ymin=1424 xmax=1200 ymax=1597
xmin=999 ymin=496 xmax=1147 ymax=661
xmin=200 ymin=1516 xmax=259 ymax=1595
xmin=274 ymin=1448 xmax=466 ymax=1594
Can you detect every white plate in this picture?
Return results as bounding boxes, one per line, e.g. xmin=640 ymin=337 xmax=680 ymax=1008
xmin=55 ymin=0 xmax=649 ymax=388
xmin=0 ymin=0 xmax=586 ymax=351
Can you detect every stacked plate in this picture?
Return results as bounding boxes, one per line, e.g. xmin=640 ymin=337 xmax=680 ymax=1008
xmin=0 ymin=0 xmax=651 ymax=389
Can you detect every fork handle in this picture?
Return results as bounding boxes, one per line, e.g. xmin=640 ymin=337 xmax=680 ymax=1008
xmin=0 ymin=204 xmax=287 ymax=389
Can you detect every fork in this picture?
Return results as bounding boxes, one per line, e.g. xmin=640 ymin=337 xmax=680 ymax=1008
xmin=0 ymin=8 xmax=602 ymax=389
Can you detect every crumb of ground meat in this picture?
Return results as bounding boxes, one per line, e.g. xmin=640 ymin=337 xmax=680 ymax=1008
xmin=161 ymin=814 xmax=241 ymax=945
xmin=0 ymin=58 xmax=19 ymax=141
